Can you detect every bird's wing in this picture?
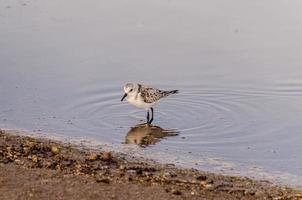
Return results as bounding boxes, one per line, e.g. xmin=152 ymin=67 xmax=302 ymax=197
xmin=140 ymin=86 xmax=165 ymax=103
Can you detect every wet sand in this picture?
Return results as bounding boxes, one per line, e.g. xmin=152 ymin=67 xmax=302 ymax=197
xmin=0 ymin=129 xmax=301 ymax=200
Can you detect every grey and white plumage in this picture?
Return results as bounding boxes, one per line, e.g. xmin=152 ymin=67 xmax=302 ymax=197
xmin=121 ymin=83 xmax=178 ymax=124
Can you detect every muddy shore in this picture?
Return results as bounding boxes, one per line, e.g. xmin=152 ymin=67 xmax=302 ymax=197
xmin=0 ymin=129 xmax=301 ymax=200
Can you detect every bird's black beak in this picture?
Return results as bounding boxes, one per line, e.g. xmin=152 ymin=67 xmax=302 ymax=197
xmin=121 ymin=93 xmax=127 ymax=101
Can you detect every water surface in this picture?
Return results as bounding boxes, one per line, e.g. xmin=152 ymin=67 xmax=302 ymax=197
xmin=1 ymin=0 xmax=302 ymax=187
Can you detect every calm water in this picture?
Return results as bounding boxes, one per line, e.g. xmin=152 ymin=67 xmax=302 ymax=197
xmin=1 ymin=0 xmax=302 ymax=187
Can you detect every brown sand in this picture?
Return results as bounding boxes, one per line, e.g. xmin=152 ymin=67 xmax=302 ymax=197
xmin=0 ymin=129 xmax=301 ymax=200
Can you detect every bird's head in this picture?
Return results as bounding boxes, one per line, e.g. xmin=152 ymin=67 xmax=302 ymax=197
xmin=121 ymin=83 xmax=138 ymax=101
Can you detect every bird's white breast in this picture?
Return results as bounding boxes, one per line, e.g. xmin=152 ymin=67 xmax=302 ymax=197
xmin=126 ymin=93 xmax=154 ymax=109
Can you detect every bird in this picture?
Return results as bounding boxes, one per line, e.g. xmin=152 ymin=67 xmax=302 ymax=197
xmin=121 ymin=83 xmax=178 ymax=124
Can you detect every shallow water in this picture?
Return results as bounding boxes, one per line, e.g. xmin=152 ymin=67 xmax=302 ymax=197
xmin=1 ymin=0 xmax=302 ymax=187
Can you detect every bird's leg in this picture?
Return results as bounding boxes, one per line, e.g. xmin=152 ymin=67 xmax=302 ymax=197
xmin=148 ymin=107 xmax=154 ymax=124
xmin=146 ymin=110 xmax=150 ymax=124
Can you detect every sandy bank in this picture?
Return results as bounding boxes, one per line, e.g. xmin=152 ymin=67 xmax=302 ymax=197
xmin=0 ymin=129 xmax=301 ymax=200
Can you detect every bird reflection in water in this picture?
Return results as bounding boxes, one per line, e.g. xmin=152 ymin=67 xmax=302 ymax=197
xmin=125 ymin=123 xmax=179 ymax=147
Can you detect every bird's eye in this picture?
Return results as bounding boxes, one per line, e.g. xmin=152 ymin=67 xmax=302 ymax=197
xmin=130 ymin=89 xmax=133 ymax=92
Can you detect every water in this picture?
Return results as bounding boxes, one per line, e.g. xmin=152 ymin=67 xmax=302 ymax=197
xmin=1 ymin=0 xmax=302 ymax=187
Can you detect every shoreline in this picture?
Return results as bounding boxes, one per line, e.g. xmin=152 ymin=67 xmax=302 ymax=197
xmin=1 ymin=129 xmax=301 ymax=200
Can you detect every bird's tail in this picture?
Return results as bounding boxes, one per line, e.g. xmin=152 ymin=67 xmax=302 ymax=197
xmin=169 ymin=90 xmax=179 ymax=94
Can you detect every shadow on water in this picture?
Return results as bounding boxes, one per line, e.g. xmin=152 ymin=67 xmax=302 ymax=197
xmin=125 ymin=123 xmax=179 ymax=147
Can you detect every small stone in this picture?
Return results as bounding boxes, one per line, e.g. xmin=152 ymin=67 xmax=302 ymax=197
xmin=244 ymin=189 xmax=256 ymax=196
xmin=163 ymin=172 xmax=171 ymax=178
xmin=196 ymin=175 xmax=207 ymax=181
xmin=255 ymin=191 xmax=265 ymax=198
xmin=44 ymin=161 xmax=52 ymax=168
xmin=55 ymin=164 xmax=61 ymax=171
xmin=200 ymin=180 xmax=213 ymax=189
xmin=205 ymin=184 xmax=213 ymax=189
xmin=143 ymin=171 xmax=151 ymax=176
xmin=23 ymin=147 xmax=30 ymax=154
xmin=31 ymin=155 xmax=38 ymax=163
xmin=24 ymin=141 xmax=35 ymax=148
xmin=272 ymin=197 xmax=283 ymax=200
xmin=127 ymin=169 xmax=136 ymax=175
xmin=96 ymin=176 xmax=110 ymax=184
xmin=87 ymin=153 xmax=98 ymax=161
xmin=136 ymin=168 xmax=143 ymax=175
xmin=171 ymin=189 xmax=182 ymax=195
xmin=165 ymin=163 xmax=175 ymax=168
xmin=102 ymin=152 xmax=111 ymax=161
xmin=119 ymin=165 xmax=126 ymax=170
xmin=295 ymin=193 xmax=302 ymax=198
xmin=200 ymin=180 xmax=207 ymax=186
xmin=51 ymin=146 xmax=60 ymax=155
xmin=191 ymin=179 xmax=197 ymax=184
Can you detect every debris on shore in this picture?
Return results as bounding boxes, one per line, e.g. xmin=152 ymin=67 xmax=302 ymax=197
xmin=0 ymin=129 xmax=301 ymax=200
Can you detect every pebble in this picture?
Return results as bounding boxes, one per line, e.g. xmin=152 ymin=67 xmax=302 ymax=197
xmin=127 ymin=169 xmax=137 ymax=175
xmin=87 ymin=153 xmax=98 ymax=161
xmin=31 ymin=155 xmax=38 ymax=163
xmin=51 ymin=146 xmax=60 ymax=155
xmin=163 ymin=172 xmax=171 ymax=178
xmin=255 ymin=191 xmax=265 ymax=198
xmin=200 ymin=180 xmax=213 ymax=189
xmin=95 ymin=176 xmax=110 ymax=184
xmin=24 ymin=141 xmax=35 ymax=148
xmin=244 ymin=189 xmax=256 ymax=196
xmin=272 ymin=197 xmax=283 ymax=200
xmin=102 ymin=152 xmax=111 ymax=161
xmin=196 ymin=175 xmax=207 ymax=181
xmin=171 ymin=189 xmax=182 ymax=195
xmin=119 ymin=165 xmax=126 ymax=170
xmin=136 ymin=168 xmax=143 ymax=175
xmin=295 ymin=193 xmax=302 ymax=198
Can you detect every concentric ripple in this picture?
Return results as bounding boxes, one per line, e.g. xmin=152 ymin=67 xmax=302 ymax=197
xmin=59 ymin=82 xmax=302 ymax=187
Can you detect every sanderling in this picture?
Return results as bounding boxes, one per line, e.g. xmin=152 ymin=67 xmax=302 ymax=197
xmin=121 ymin=83 xmax=178 ymax=124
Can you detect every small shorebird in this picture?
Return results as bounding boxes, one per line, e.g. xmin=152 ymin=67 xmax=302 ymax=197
xmin=121 ymin=83 xmax=178 ymax=124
